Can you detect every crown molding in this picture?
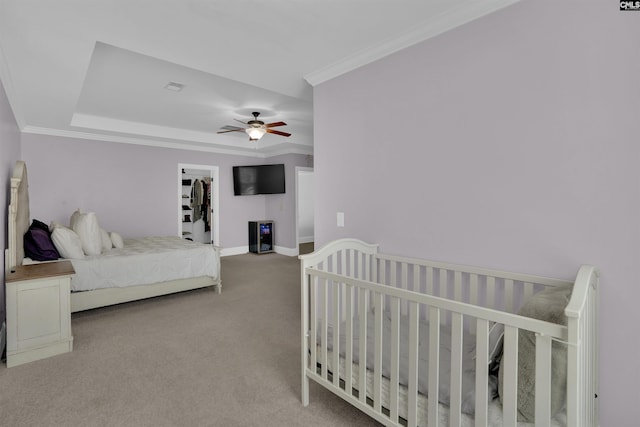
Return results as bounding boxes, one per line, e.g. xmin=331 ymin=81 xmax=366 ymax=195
xmin=304 ymin=0 xmax=521 ymax=87
xmin=21 ymin=125 xmax=275 ymax=158
xmin=262 ymin=143 xmax=313 ymax=158
xmin=71 ymin=113 xmax=234 ymax=148
xmin=65 ymin=113 xmax=313 ymax=157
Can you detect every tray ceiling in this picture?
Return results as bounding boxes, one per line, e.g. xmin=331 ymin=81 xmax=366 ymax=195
xmin=0 ymin=0 xmax=519 ymax=157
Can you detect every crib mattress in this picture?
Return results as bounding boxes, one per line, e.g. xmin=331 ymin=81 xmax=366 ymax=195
xmin=320 ymin=348 xmax=567 ymax=427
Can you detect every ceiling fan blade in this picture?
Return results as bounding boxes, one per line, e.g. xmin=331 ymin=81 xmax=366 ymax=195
xmin=267 ymin=129 xmax=291 ymax=137
xmin=217 ymin=126 xmax=245 ymax=134
xmin=265 ymin=121 xmax=287 ymax=128
xmin=234 ymin=118 xmax=249 ymax=125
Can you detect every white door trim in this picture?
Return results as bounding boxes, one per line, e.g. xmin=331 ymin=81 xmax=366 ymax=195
xmin=295 ymin=166 xmax=314 ymax=253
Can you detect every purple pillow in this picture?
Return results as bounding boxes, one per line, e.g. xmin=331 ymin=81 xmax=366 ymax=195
xmin=24 ymin=220 xmax=60 ymax=261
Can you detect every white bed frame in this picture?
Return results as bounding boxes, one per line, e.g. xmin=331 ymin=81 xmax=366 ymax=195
xmin=6 ymin=161 xmax=222 ymax=312
xmin=300 ymin=238 xmax=599 ymax=427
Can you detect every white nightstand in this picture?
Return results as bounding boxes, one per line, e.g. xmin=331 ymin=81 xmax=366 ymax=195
xmin=5 ymin=261 xmax=75 ymax=367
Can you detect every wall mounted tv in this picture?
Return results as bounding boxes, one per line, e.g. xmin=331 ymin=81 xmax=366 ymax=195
xmin=233 ymin=164 xmax=286 ymax=196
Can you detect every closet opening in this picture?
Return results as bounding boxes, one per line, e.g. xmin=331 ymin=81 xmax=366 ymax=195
xmin=178 ymin=164 xmax=219 ymax=246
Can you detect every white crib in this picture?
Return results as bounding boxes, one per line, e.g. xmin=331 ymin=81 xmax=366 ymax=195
xmin=300 ymin=238 xmax=598 ymax=427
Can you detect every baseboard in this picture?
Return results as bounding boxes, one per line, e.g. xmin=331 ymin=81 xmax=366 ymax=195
xmin=274 ymin=246 xmax=298 ymax=257
xmin=299 ymin=236 xmax=314 ymax=244
xmin=220 ymin=245 xmax=298 ymax=256
xmin=221 ymin=245 xmax=298 ymax=257
xmin=220 ymin=246 xmax=248 ymax=257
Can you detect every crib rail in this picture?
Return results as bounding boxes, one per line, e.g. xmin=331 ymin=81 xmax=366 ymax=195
xmin=300 ymin=239 xmax=599 ymax=427
xmin=375 ymin=252 xmax=572 ymax=318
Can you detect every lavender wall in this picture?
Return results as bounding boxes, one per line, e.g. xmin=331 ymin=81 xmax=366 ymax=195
xmin=0 ymin=77 xmax=22 ymax=325
xmin=21 ymin=134 xmax=308 ymax=251
xmin=265 ymin=154 xmax=312 ymax=251
xmin=313 ymin=1 xmax=639 ymax=425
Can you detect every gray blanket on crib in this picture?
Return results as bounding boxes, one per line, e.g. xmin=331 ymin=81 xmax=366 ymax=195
xmin=498 ymin=284 xmax=571 ymax=422
xmin=324 ymin=310 xmax=499 ymax=415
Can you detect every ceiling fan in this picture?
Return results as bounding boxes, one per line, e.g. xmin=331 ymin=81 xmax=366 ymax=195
xmin=217 ymin=112 xmax=291 ymax=141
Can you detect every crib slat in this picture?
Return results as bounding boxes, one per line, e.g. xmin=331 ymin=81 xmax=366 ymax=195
xmin=439 ymin=269 xmax=447 ymax=299
xmin=341 ymin=249 xmax=347 ymax=276
xmin=389 ymin=297 xmax=400 ymax=422
xmin=450 ymin=312 xmax=464 ymax=427
xmin=332 ymin=282 xmax=340 ymax=387
xmin=413 ymin=265 xmax=424 ymax=320
xmin=345 ymin=284 xmax=354 ymax=396
xmin=373 ymin=292 xmax=384 ymax=411
xmin=413 ymin=264 xmax=420 ymax=293
xmin=470 ymin=274 xmax=479 ymax=306
xmin=390 ymin=261 xmax=397 ymax=315
xmin=401 ymin=262 xmax=409 ymax=314
xmin=321 ymin=278 xmax=329 ymax=379
xmin=524 ymin=281 xmax=534 ymax=302
xmin=505 ymin=279 xmax=514 ymax=313
xmin=469 ymin=274 xmax=479 ymax=335
xmin=535 ymin=334 xmax=553 ymax=426
xmin=310 ymin=275 xmax=317 ymax=375
xmin=486 ymin=276 xmax=496 ymax=310
xmin=428 ymin=307 xmax=440 ymax=426
xmin=390 ymin=260 xmax=396 ymax=288
xmin=358 ymin=288 xmax=368 ymax=404
xmin=440 ymin=271 xmax=448 ymax=326
xmin=376 ymin=260 xmax=385 ymax=310
xmin=349 ymin=249 xmax=355 ymax=278
xmin=502 ymin=325 xmax=519 ymax=427
xmin=454 ymin=271 xmax=462 ymax=303
xmin=475 ymin=319 xmax=490 ymax=427
xmin=341 ymin=251 xmax=348 ymax=320
xmin=408 ymin=301 xmax=419 ymax=427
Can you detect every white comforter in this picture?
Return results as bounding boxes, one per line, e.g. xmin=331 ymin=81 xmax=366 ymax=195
xmin=68 ymin=236 xmax=218 ymax=292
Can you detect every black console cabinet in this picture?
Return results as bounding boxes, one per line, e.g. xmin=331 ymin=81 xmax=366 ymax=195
xmin=249 ymin=221 xmax=274 ymax=254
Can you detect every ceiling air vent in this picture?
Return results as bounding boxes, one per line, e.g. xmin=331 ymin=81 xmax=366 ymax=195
xmin=164 ymin=82 xmax=185 ymax=92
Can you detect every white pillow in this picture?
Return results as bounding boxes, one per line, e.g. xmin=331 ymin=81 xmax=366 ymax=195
xmin=72 ymin=212 xmax=102 ymax=256
xmin=70 ymin=208 xmax=82 ymax=229
xmin=49 ymin=221 xmax=63 ymax=233
xmin=51 ymin=224 xmax=85 ymax=259
xmin=110 ymin=231 xmax=124 ymax=249
xmin=100 ymin=228 xmax=112 ymax=252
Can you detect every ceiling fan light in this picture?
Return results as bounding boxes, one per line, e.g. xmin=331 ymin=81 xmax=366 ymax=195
xmin=246 ymin=127 xmax=266 ymax=140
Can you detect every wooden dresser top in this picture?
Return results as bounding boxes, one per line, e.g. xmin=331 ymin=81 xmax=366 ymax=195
xmin=6 ymin=261 xmax=75 ymax=283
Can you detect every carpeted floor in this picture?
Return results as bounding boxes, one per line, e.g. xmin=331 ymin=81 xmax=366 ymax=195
xmin=0 ymin=253 xmax=379 ymax=426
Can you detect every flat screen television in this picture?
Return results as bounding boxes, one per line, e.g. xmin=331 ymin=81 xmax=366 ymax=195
xmin=233 ymin=164 xmax=285 ymax=195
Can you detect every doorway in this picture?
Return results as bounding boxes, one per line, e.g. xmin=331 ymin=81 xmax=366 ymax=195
xmin=296 ymin=167 xmax=314 ymax=254
xmin=178 ymin=164 xmax=219 ymax=246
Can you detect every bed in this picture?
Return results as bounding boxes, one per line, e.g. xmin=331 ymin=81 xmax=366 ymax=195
xmin=300 ymin=238 xmax=598 ymax=427
xmin=6 ymin=160 xmax=221 ymax=313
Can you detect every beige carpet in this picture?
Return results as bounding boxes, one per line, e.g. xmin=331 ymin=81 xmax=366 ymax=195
xmin=0 ymin=253 xmax=379 ymax=426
